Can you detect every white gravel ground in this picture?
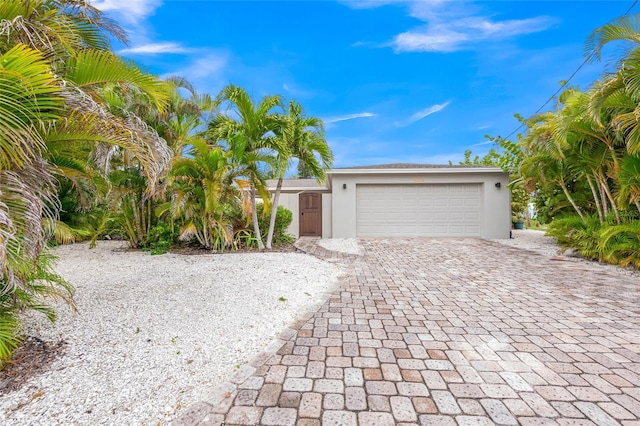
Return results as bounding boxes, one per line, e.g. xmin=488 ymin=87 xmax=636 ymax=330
xmin=0 ymin=242 xmax=342 ymax=425
xmin=493 ymin=229 xmax=640 ymax=277
xmin=491 ymin=229 xmax=562 ymax=257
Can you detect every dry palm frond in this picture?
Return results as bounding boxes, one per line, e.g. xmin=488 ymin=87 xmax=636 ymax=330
xmin=53 ymin=88 xmax=172 ymax=194
xmin=0 ymin=159 xmax=59 ymax=296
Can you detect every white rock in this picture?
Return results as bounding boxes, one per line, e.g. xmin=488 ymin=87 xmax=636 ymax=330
xmin=0 ymin=241 xmax=341 ymax=425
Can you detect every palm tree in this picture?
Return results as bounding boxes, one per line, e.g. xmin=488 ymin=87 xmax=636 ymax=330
xmin=586 ymin=14 xmax=640 ymax=156
xmin=161 ymin=140 xmax=240 ymax=250
xmin=520 ymin=110 xmax=587 ymax=221
xmin=265 ymin=100 xmax=333 ymax=248
xmin=0 ymin=0 xmax=127 ymax=60
xmin=0 ymin=44 xmax=74 ymax=363
xmin=207 ymin=85 xmax=283 ymax=249
xmin=0 ymin=0 xmax=171 ymax=361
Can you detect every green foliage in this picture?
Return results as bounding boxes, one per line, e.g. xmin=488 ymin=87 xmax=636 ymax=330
xmin=142 ymin=222 xmax=178 ymax=255
xmin=0 ymin=250 xmax=74 ymax=366
xmin=454 ymin=142 xmax=530 ymax=222
xmin=0 ymin=306 xmax=21 ymax=365
xmin=547 ymin=214 xmax=602 ymax=257
xmin=257 ymin=204 xmax=294 ymax=246
xmin=456 ymin=148 xmax=501 ymax=167
xmin=511 ymin=183 xmax=529 ymax=222
xmin=547 ymin=213 xmax=640 ymax=268
xmin=162 ymin=141 xmax=240 ymax=251
xmin=105 ymin=166 xmax=157 ymax=248
xmin=599 ymin=221 xmax=640 ymax=267
xmin=504 ymin=15 xmax=640 ymax=261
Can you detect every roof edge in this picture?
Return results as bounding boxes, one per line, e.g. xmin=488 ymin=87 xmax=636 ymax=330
xmin=328 ymin=166 xmax=506 ymax=174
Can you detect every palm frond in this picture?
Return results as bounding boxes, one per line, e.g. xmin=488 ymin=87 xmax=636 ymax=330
xmin=64 ymin=50 xmax=170 ymax=113
xmin=585 ymin=14 xmax=640 ymax=61
xmin=0 ymin=44 xmax=62 ymax=169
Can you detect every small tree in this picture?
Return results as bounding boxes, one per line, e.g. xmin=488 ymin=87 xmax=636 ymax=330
xmin=456 ymin=137 xmax=530 ymax=224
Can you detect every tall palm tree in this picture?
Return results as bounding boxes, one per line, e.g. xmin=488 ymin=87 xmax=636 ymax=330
xmin=207 ymin=85 xmax=284 ymax=249
xmin=266 ymin=100 xmax=333 ymax=248
xmin=0 ymin=0 xmax=127 ymax=60
xmin=0 ymin=0 xmax=171 ymax=361
xmin=586 ymin=14 xmax=640 ymax=156
xmin=161 ymin=140 xmax=240 ymax=250
xmin=0 ymin=44 xmax=74 ymax=363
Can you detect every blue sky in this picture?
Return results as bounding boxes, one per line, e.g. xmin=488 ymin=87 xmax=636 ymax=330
xmin=93 ymin=1 xmax=633 ymax=167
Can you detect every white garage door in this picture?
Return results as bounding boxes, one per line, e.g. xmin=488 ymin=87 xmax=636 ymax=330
xmin=356 ymin=184 xmax=482 ymax=237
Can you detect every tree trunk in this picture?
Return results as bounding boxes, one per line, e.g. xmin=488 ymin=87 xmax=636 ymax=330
xmin=598 ymin=173 xmax=621 ymax=223
xmin=265 ymin=176 xmax=283 ymax=249
xmin=599 ymin=183 xmax=609 ymax=217
xmin=251 ymin=187 xmax=264 ymax=250
xmin=586 ymin=174 xmax=603 ymax=224
xmin=559 ymin=179 xmax=585 ymax=221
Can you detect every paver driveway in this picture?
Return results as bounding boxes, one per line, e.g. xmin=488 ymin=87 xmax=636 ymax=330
xmin=176 ymin=238 xmax=640 ymax=426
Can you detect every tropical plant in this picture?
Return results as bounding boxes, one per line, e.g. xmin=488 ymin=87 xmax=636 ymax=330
xmin=160 ymin=140 xmax=241 ymax=250
xmin=0 ymin=44 xmax=75 ymax=364
xmin=257 ymin=204 xmax=295 ymax=246
xmin=0 ymin=0 xmax=172 ymax=361
xmin=266 ymin=100 xmax=333 ymax=248
xmin=207 ymin=85 xmax=284 ymax=249
xmin=501 ymin=13 xmax=640 ymax=267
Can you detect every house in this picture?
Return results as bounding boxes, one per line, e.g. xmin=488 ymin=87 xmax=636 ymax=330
xmin=268 ymin=164 xmax=511 ymax=239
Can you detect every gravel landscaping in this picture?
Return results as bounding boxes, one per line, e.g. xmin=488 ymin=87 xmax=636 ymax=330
xmin=0 ymin=242 xmax=343 ymax=425
xmin=2 ymin=232 xmax=637 ymax=425
xmin=493 ymin=228 xmax=640 ymax=277
xmin=491 ymin=229 xmax=562 ymax=256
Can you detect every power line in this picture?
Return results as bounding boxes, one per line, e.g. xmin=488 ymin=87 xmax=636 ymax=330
xmin=499 ymin=0 xmax=638 ymax=142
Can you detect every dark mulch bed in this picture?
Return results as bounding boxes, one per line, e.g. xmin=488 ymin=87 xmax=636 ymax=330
xmin=0 ymin=336 xmax=66 ymax=396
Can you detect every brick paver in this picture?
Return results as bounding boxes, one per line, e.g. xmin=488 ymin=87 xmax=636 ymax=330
xmin=175 ymin=238 xmax=640 ymax=425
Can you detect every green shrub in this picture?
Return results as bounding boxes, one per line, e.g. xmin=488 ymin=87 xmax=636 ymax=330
xmin=141 ymin=222 xmax=179 ymax=255
xmin=599 ymin=222 xmax=640 ymax=268
xmin=547 ymin=213 xmax=640 ymax=268
xmin=0 ymin=250 xmax=74 ymax=366
xmin=256 ymin=204 xmax=294 ymax=246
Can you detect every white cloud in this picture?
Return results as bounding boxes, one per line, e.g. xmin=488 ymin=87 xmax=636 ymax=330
xmin=168 ymin=52 xmax=228 ymax=80
xmin=345 ymin=0 xmax=558 ymax=53
xmin=119 ymin=42 xmax=190 ymax=55
xmin=159 ymin=52 xmax=230 ymax=97
xmin=394 ymin=15 xmax=556 ymax=52
xmin=324 ymin=112 xmax=376 ymax=124
xmin=91 ymin=0 xmax=162 ymax=25
xmin=395 ymin=101 xmax=450 ymax=127
xmin=469 ymin=141 xmax=493 ymax=147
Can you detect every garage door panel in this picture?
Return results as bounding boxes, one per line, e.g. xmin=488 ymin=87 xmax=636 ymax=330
xmin=356 ymin=184 xmax=482 ymax=237
xmin=466 ymin=212 xmax=479 ymax=220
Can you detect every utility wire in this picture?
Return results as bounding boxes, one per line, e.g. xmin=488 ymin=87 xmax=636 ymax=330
xmin=499 ymin=0 xmax=639 ymax=142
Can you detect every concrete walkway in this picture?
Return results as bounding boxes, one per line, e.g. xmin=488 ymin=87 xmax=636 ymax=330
xmin=176 ymin=238 xmax=640 ymax=425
